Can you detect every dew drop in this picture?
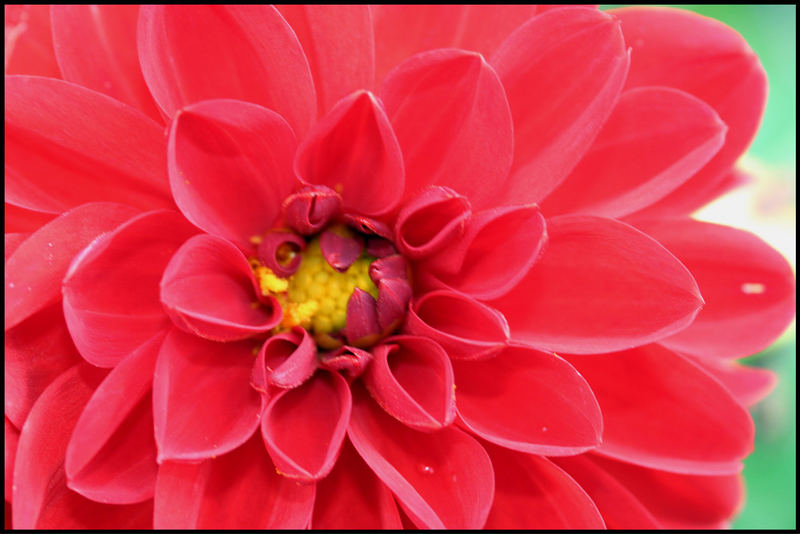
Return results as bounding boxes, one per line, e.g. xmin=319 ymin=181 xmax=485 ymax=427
xmin=542 ymin=426 xmax=548 ymax=432
xmin=47 ymin=242 xmax=54 ymax=247
xmin=418 ymin=464 xmax=435 ymax=476
xmin=741 ymin=282 xmax=765 ymax=295
xmin=8 ymin=283 xmax=15 ymax=288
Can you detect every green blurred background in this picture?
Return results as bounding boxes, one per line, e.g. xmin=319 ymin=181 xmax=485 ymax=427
xmin=601 ymin=5 xmax=797 ymax=529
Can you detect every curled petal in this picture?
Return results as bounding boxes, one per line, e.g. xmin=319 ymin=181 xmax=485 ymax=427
xmin=454 ymin=344 xmax=602 ymax=455
xmin=376 ymin=277 xmax=413 ymax=333
xmin=50 ymin=5 xmax=161 ymax=121
xmin=490 ymin=215 xmax=703 ymax=354
xmin=253 ymin=327 xmax=318 ymax=390
xmin=295 ymin=90 xmax=404 ymax=217
xmin=369 ymin=255 xmax=410 ymax=285
xmin=403 ymin=290 xmax=509 ymax=360
xmin=348 ymin=382 xmax=494 ymax=529
xmin=636 ymin=218 xmax=796 ymax=359
xmin=565 ymin=344 xmax=754 ymax=474
xmin=154 ymin=434 xmax=314 ymax=529
xmin=613 ymin=6 xmax=768 ymax=216
xmin=422 ymin=204 xmax=547 ymax=300
xmin=161 ymin=234 xmax=281 ymax=341
xmin=485 ymin=443 xmax=605 ymax=529
xmin=5 ymin=76 xmax=172 ymax=213
xmin=394 ymin=186 xmax=471 ymax=260
xmin=341 ymin=213 xmax=394 ymax=240
xmin=62 ymin=210 xmax=198 ymax=367
xmin=6 ymin=201 xmax=140 ymax=330
xmin=366 ymin=237 xmax=397 ymax=259
xmin=257 ymin=230 xmax=305 ymax=278
xmin=344 ymin=288 xmax=381 ymax=347
xmin=319 ymin=345 xmax=374 ymax=380
xmin=312 ymin=439 xmax=402 ymax=529
xmin=490 ymin=7 xmax=629 ymax=204
xmin=5 ymin=5 xmax=60 ymax=77
xmin=365 ymin=336 xmax=456 ymax=431
xmin=262 ymin=370 xmax=351 ymax=481
xmin=320 ymin=228 xmax=364 ymax=272
xmin=541 ymin=86 xmax=727 ymax=218
xmin=66 ymin=334 xmax=163 ymax=504
xmin=168 ymin=99 xmax=297 ymax=247
xmin=153 ymin=329 xmax=263 ymax=462
xmin=380 ymin=49 xmax=513 ymax=209
xmin=138 ymin=5 xmax=315 ymax=135
xmin=283 ymin=185 xmax=342 ymax=236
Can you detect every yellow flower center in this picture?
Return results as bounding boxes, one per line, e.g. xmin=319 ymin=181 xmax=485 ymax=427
xmin=252 ymin=236 xmax=378 ymax=346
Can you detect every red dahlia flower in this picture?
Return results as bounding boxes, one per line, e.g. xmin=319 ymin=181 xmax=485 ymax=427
xmin=4 ymin=4 xmax=796 ymax=529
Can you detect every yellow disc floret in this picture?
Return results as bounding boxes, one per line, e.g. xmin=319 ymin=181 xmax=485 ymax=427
xmin=252 ymin=236 xmax=378 ymax=340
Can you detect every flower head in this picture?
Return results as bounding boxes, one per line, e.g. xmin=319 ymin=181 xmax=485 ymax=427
xmin=5 ymin=4 xmax=796 ymax=529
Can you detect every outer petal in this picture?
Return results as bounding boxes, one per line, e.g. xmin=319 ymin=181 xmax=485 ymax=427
xmin=153 ymin=329 xmax=263 ymax=462
xmin=5 ymin=417 xmax=19 ymax=501
xmin=168 ymin=99 xmax=297 ymax=246
xmin=62 ymin=210 xmax=198 ymax=367
xmin=490 ymin=7 xmax=628 ymax=205
xmin=312 ymin=439 xmax=402 ymax=529
xmin=294 ymin=90 xmax=404 ymax=217
xmin=12 ymin=363 xmax=154 ymax=530
xmin=484 ymin=443 xmax=604 ymax=529
xmin=5 ymin=76 xmax=172 ymax=213
xmin=380 ymin=49 xmax=513 ymax=209
xmin=138 ymin=5 xmax=315 ymax=136
xmin=588 ymin=453 xmax=744 ymax=529
xmin=372 ymin=5 xmax=538 ymax=83
xmin=364 ymin=336 xmax=456 ymax=431
xmin=276 ymin=5 xmax=374 ymax=115
xmin=5 ymin=302 xmax=82 ymax=428
xmin=261 ymin=370 xmax=351 ymax=481
xmin=491 ymin=215 xmax=703 ymax=354
xmin=454 ymin=344 xmax=602 ymax=455
xmin=614 ymin=6 xmax=768 ymax=216
xmin=636 ymin=219 xmax=796 ymax=359
xmin=4 ymin=5 xmax=59 ymax=77
xmin=50 ymin=5 xmax=162 ymax=121
xmin=565 ymin=344 xmax=754 ymax=474
xmin=154 ymin=434 xmax=314 ymax=529
xmin=5 ymin=201 xmax=139 ymax=330
xmin=541 ymin=87 xmax=726 ymax=217
xmin=160 ymin=234 xmax=281 ymax=341
xmin=4 ymin=233 xmax=28 ymax=262
xmin=65 ymin=334 xmax=163 ymax=505
xmin=348 ymin=382 xmax=494 ymax=529
xmin=553 ymin=454 xmax=661 ymax=529
xmin=686 ymin=355 xmax=777 ymax=407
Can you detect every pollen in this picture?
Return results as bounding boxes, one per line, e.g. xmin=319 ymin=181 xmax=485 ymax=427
xmin=251 ymin=236 xmax=378 ymax=337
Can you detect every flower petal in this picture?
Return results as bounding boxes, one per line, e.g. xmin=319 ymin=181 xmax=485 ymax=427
xmin=403 ymin=290 xmax=510 ymax=360
xmin=553 ymin=454 xmax=661 ymax=529
xmin=4 ymin=5 xmax=60 ymax=77
xmin=5 ymin=302 xmax=82 ymax=428
xmin=276 ymin=5 xmax=374 ymax=116
xmin=365 ymin=336 xmax=456 ymax=431
xmin=490 ymin=215 xmax=703 ymax=354
xmin=454 ymin=344 xmax=601 ymax=455
xmin=62 ymin=210 xmax=198 ymax=367
xmin=254 ymin=327 xmax=318 ymax=390
xmin=636 ymin=218 xmax=796 ymax=359
xmin=565 ymin=344 xmax=754 ymax=474
xmin=50 ymin=5 xmax=162 ymax=121
xmin=5 ymin=417 xmax=19 ymax=501
xmin=372 ymin=5 xmax=538 ymax=83
xmin=541 ymin=87 xmax=726 ymax=217
xmin=154 ymin=434 xmax=314 ymax=529
xmin=685 ymin=355 xmax=777 ymax=407
xmin=380 ymin=49 xmax=513 ymax=209
xmin=312 ymin=439 xmax=402 ymax=529
xmin=421 ymin=204 xmax=547 ymax=300
xmin=587 ymin=454 xmax=744 ymax=530
xmin=613 ymin=6 xmax=767 ymax=217
xmin=5 ymin=201 xmax=139 ymax=330
xmin=490 ymin=7 xmax=628 ymax=204
xmin=5 ymin=76 xmax=172 ymax=213
xmin=261 ymin=370 xmax=351 ymax=481
xmin=153 ymin=329 xmax=263 ymax=462
xmin=160 ymin=234 xmax=280 ymax=341
xmin=394 ymin=186 xmax=471 ymax=260
xmin=484 ymin=443 xmax=604 ymax=529
xmin=4 ymin=203 xmax=56 ymax=233
xmin=137 ymin=5 xmax=315 ymax=136
xmin=295 ymin=90 xmax=404 ymax=217
xmin=65 ymin=334 xmax=163 ymax=505
xmin=168 ymin=98 xmax=298 ymax=246
xmin=348 ymin=382 xmax=494 ymax=529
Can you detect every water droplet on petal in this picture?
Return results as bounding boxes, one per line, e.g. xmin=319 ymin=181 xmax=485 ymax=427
xmin=741 ymin=282 xmax=765 ymax=294
xmin=542 ymin=426 xmax=548 ymax=432
xmin=8 ymin=283 xmax=15 ymax=288
xmin=47 ymin=242 xmax=54 ymax=247
xmin=418 ymin=464 xmax=435 ymax=476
